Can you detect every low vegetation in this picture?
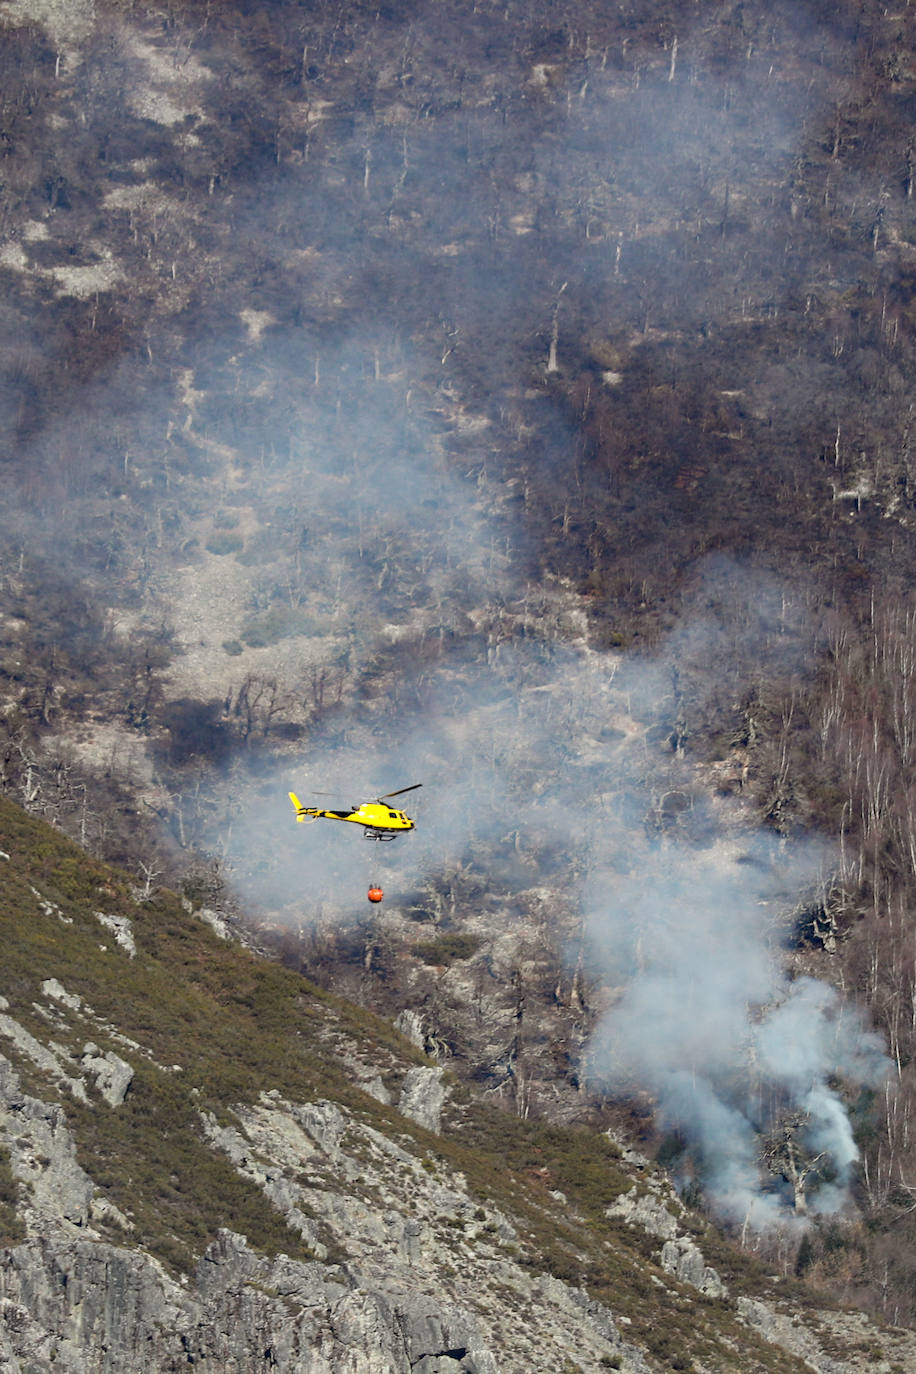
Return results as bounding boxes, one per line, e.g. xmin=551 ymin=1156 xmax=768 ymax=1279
xmin=411 ymin=932 xmax=482 ymax=965
xmin=0 ymin=796 xmax=428 ymax=1271
xmin=0 ymin=797 xmax=824 ymax=1369
xmin=0 ymin=1147 xmax=24 ymax=1248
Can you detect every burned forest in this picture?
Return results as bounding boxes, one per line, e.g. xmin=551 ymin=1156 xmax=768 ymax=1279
xmin=3 ymin=0 xmax=916 ymax=1338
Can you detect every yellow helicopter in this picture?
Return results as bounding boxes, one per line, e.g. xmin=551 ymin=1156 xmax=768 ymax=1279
xmin=288 ymin=784 xmax=421 ymax=841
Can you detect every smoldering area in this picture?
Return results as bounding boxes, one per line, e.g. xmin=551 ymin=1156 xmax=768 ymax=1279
xmin=0 ymin=1 xmax=898 ymax=1230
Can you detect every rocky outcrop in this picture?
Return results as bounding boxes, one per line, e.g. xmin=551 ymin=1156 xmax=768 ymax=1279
xmin=94 ymin=913 xmax=136 ymax=958
xmin=79 ymin=1044 xmax=134 ymax=1107
xmin=196 ymin=907 xmax=233 ymax=941
xmin=660 ymin=1236 xmax=727 ymax=1298
xmin=606 ymin=1184 xmax=681 ymax=1239
xmin=0 ymin=1042 xmax=642 ymax=1373
xmin=0 ymin=1014 xmax=88 ymax=1103
xmin=0 ymin=1228 xmax=502 ymax=1374
xmin=736 ymin=1297 xmax=916 ymax=1374
xmin=0 ymin=984 xmax=137 ymax=1109
xmin=607 ymin=1183 xmax=726 ymax=1298
xmin=0 ymin=1056 xmax=94 ymax=1232
xmin=193 ymin=1089 xmax=643 ymax=1371
xmin=398 ymin=1065 xmax=446 ymax=1132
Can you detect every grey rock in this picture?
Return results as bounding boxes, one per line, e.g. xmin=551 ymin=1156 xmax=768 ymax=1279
xmin=737 ymin=1297 xmax=776 ymax=1338
xmin=606 ymin=1185 xmax=680 ymax=1239
xmin=394 ymin=1008 xmax=427 ymax=1051
xmin=660 ymin=1237 xmax=727 ymax=1298
xmin=607 ymin=1184 xmax=726 ymax=1301
xmin=399 ymin=1295 xmax=494 ymax=1373
xmin=30 ymin=888 xmax=71 ymax=926
xmin=89 ymin=1195 xmax=133 ymax=1231
xmin=396 ymin=1215 xmax=429 ymax=1265
xmin=293 ymin=1099 xmax=348 ymax=1155
xmin=0 ymin=1016 xmax=87 ymax=1103
xmin=398 ymin=1065 xmax=446 ymax=1132
xmin=80 ymin=1045 xmax=134 ymax=1107
xmin=94 ymin=913 xmax=136 ymax=958
xmin=361 ymin=1075 xmax=392 ymax=1105
xmin=0 ymin=1049 xmax=608 ymax=1372
xmin=40 ymin=980 xmax=81 ymax=1011
xmin=0 ymin=1235 xmax=188 ymax=1369
xmin=0 ymin=1067 xmax=94 ymax=1231
xmin=197 ymin=906 xmax=232 ymax=940
xmin=198 ymin=1110 xmax=330 ymax=1258
xmin=737 ymin=1296 xmax=916 ymax=1372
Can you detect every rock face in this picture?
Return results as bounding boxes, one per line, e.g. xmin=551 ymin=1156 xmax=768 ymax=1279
xmin=0 ymin=1056 xmax=94 ymax=1231
xmin=0 ymin=1228 xmax=502 ymax=1374
xmin=607 ymin=1181 xmax=727 ymax=1298
xmin=0 ymin=1013 xmax=88 ymax=1103
xmin=79 ymin=1044 xmax=134 ymax=1107
xmin=398 ymin=1065 xmax=447 ymax=1132
xmin=606 ymin=1184 xmax=681 ymax=1240
xmin=94 ymin=913 xmax=137 ymax=958
xmin=660 ymin=1236 xmax=727 ymax=1299
xmin=0 ymin=1050 xmax=645 ymax=1374
xmin=736 ymin=1298 xmax=916 ymax=1374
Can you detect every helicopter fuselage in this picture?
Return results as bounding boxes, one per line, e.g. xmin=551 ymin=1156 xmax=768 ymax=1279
xmin=289 ymin=793 xmax=415 ymax=837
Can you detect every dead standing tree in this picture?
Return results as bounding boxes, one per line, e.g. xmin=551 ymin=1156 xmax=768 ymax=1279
xmin=762 ymin=1115 xmax=828 ymax=1215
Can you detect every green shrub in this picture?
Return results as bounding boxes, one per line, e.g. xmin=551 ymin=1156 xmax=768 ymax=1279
xmin=240 ymin=606 xmax=322 ymax=647
xmin=0 ymin=1147 xmax=24 ymax=1246
xmin=205 ymin=531 xmax=244 ymax=555
xmin=411 ymin=932 xmax=482 ymax=965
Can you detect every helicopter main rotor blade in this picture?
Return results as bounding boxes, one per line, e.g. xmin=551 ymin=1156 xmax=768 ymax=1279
xmin=378 ymin=784 xmax=423 ymax=801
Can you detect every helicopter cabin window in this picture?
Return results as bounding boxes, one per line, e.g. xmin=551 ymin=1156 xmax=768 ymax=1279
xmin=388 ymin=810 xmax=398 ymax=818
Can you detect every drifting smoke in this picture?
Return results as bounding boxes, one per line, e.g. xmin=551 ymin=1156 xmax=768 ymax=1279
xmin=0 ymin=1 xmax=895 ymax=1234
xmin=583 ymin=839 xmax=889 ymax=1227
xmin=221 ymin=562 xmax=891 ymax=1227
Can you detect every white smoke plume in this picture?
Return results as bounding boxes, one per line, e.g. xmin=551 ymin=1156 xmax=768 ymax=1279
xmin=583 ymin=839 xmax=889 ymax=1226
xmin=217 ymin=562 xmax=891 ymax=1229
xmin=224 ymin=540 xmax=894 ymax=1230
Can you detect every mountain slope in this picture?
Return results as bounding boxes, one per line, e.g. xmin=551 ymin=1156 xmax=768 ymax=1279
xmin=1 ymin=796 xmax=915 ymax=1373
xmin=4 ymin=0 xmax=916 ymax=1354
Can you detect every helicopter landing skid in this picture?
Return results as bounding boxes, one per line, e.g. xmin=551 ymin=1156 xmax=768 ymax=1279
xmin=364 ymin=828 xmax=398 ymax=841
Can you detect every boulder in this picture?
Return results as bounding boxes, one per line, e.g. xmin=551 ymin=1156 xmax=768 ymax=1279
xmin=660 ymin=1237 xmax=727 ymax=1298
xmin=398 ymin=1066 xmax=446 ymax=1133
xmin=80 ymin=1046 xmax=134 ymax=1107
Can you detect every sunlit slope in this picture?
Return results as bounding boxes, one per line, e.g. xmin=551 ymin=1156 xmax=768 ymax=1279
xmin=0 ymin=794 xmax=429 ymax=1269
xmin=0 ymin=796 xmax=823 ymax=1374
xmin=3 ymin=797 xmax=916 ymax=1371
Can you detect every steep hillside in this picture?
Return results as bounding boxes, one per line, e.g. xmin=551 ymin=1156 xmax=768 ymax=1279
xmin=3 ymin=0 xmax=916 ymax=1339
xmin=2 ymin=795 xmax=916 ymax=1374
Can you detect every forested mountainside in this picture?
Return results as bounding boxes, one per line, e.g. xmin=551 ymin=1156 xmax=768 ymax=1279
xmin=3 ymin=0 xmax=916 ymax=1349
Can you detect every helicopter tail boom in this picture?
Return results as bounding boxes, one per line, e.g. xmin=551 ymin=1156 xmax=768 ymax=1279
xmin=289 ymin=791 xmax=317 ymax=821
